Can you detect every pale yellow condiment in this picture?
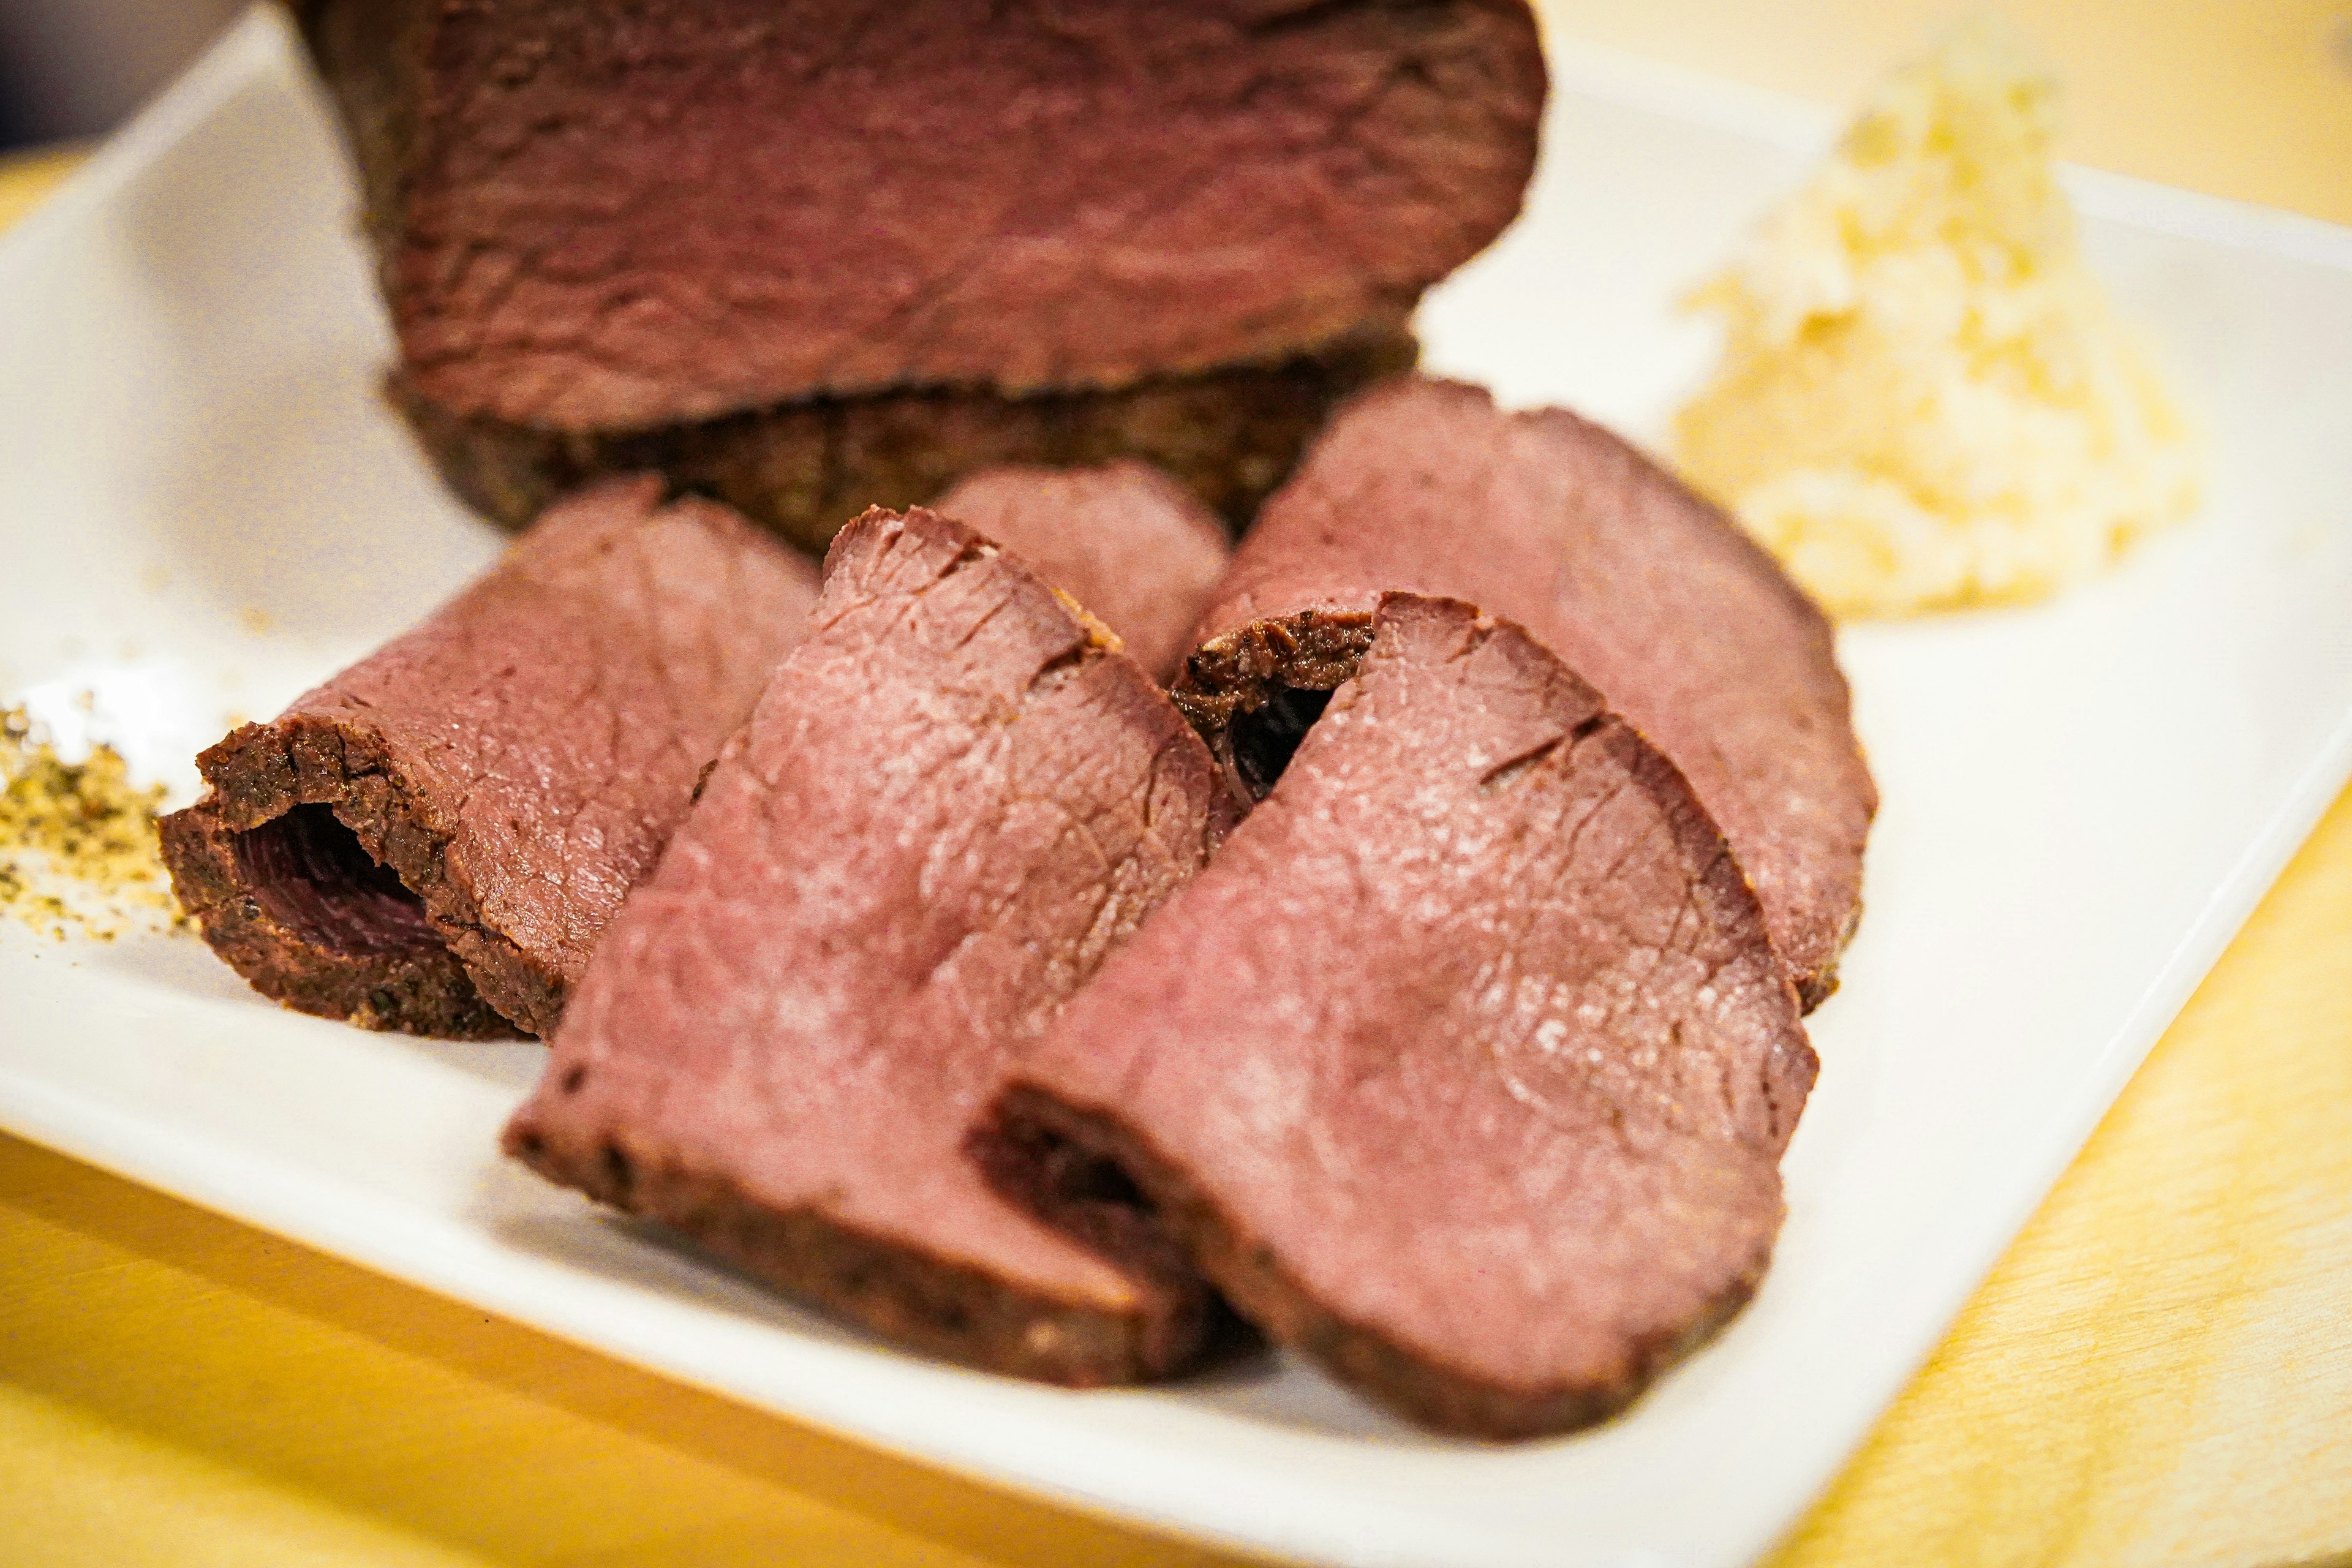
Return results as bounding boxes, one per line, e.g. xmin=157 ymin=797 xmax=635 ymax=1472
xmin=1673 ymin=23 xmax=2201 ymax=617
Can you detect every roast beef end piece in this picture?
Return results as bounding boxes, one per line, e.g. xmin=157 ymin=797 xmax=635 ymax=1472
xmin=988 ymin=594 xmax=1816 ymax=1439
xmin=158 ymin=734 xmax=522 ymax=1041
xmin=158 ymin=477 xmax=819 ymax=1040
xmin=231 ymin=804 xmax=437 ymax=957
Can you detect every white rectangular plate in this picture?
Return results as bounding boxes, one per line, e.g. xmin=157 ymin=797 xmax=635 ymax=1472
xmin=6 ymin=12 xmax=2351 ymax=1567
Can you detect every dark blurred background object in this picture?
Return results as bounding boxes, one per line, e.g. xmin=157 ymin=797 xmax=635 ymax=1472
xmin=0 ymin=0 xmax=242 ymax=149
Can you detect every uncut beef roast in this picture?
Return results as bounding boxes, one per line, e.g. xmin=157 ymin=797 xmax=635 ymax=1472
xmin=398 ymin=331 xmax=1415 ymax=553
xmin=1177 ymin=375 xmax=1876 ymax=1007
xmin=298 ymin=0 xmax=1543 ymax=430
xmin=933 ymin=461 xmax=1232 ymax=683
xmin=159 ymin=477 xmax=817 ymax=1039
xmin=296 ymin=0 xmax=1537 ymax=545
xmin=984 ymin=594 xmax=1817 ymax=1438
xmin=503 ymin=505 xmax=1234 ymax=1383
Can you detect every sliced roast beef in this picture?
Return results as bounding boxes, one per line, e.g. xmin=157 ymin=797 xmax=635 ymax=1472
xmin=933 ymin=461 xmax=1232 ymax=684
xmin=985 ymin=594 xmax=1816 ymax=1438
xmin=503 ymin=506 xmax=1232 ymax=1383
xmin=159 ymin=477 xmax=817 ymax=1039
xmin=396 ymin=331 xmax=1411 ymax=552
xmin=1177 ymin=375 xmax=1875 ymax=1008
xmin=298 ymin=0 xmax=1543 ymax=432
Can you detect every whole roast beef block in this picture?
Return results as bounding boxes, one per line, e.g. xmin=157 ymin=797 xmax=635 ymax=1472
xmin=296 ymin=0 xmax=1544 ymax=431
xmin=159 ymin=477 xmax=818 ymax=1039
xmin=503 ymin=506 xmax=1232 ymax=1384
xmin=1177 ymin=375 xmax=1876 ymax=1008
xmin=986 ymin=594 xmax=1817 ymax=1438
xmin=933 ymin=461 xmax=1232 ymax=683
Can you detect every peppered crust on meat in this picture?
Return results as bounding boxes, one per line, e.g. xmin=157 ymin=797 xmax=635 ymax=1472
xmin=391 ymin=331 xmax=1417 ymax=554
xmin=162 ymin=725 xmax=524 ymax=1039
xmin=158 ymin=477 xmax=818 ymax=1039
xmin=1175 ymin=375 xmax=1877 ymax=1008
xmin=986 ymin=594 xmax=1816 ymax=1438
xmin=296 ymin=0 xmax=1541 ymax=431
xmin=503 ymin=506 xmax=1232 ymax=1383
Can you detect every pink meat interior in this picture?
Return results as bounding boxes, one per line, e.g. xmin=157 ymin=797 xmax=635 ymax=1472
xmin=232 ymin=805 xmax=440 ymax=956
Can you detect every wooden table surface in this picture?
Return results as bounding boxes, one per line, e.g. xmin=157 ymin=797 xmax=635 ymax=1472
xmin=4 ymin=4 xmax=2350 ymax=1564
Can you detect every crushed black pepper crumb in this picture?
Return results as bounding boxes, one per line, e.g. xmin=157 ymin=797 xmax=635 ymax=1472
xmin=1 ymin=705 xmax=187 ymax=940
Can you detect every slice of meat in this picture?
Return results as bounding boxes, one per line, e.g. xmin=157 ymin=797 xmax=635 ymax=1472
xmin=933 ymin=461 xmax=1232 ymax=684
xmin=296 ymin=0 xmax=1542 ymax=430
xmin=158 ymin=477 xmax=818 ymax=1039
xmin=1177 ymin=375 xmax=1876 ymax=1008
xmin=393 ymin=328 xmax=1415 ymax=554
xmin=984 ymin=594 xmax=1817 ymax=1439
xmin=502 ymin=505 xmax=1234 ymax=1383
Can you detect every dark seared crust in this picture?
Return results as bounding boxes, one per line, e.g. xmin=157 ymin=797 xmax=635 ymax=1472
xmin=507 ymin=1114 xmax=1208 ymax=1385
xmin=393 ymin=331 xmax=1418 ymax=554
xmin=159 ymin=718 xmax=528 ymax=1041
xmin=984 ymin=1085 xmax=1763 ymax=1440
xmin=1171 ymin=608 xmax=1376 ymax=791
xmin=962 ymin=1114 xmax=1213 ymax=1332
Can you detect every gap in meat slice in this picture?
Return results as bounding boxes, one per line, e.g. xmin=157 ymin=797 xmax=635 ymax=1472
xmin=1172 ymin=375 xmax=1876 ymax=1009
xmin=503 ymin=505 xmax=1235 ymax=1384
xmin=159 ymin=476 xmax=821 ymax=1039
xmin=1226 ymin=682 xmax=1338 ymax=800
xmin=982 ymin=593 xmax=1817 ymax=1439
xmin=231 ymin=804 xmax=440 ymax=957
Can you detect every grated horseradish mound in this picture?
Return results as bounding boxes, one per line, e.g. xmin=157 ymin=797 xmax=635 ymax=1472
xmin=1673 ymin=23 xmax=2200 ymax=618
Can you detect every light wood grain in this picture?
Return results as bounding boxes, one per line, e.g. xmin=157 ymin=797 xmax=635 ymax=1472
xmin=1766 ymin=787 xmax=2352 ymax=1567
xmin=0 ymin=1134 xmax=1240 ymax=1568
xmin=4 ymin=6 xmax=2351 ymax=1561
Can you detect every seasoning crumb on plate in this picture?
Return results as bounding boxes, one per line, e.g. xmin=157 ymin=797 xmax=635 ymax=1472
xmin=1 ymin=705 xmax=185 ymax=940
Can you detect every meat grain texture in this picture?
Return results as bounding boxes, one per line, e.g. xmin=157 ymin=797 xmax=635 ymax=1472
xmin=159 ymin=477 xmax=818 ymax=1038
xmin=505 ymin=507 xmax=1233 ymax=1383
xmin=933 ymin=461 xmax=1233 ymax=684
xmin=298 ymin=0 xmax=1546 ymax=431
xmin=1180 ymin=375 xmax=1877 ymax=1008
xmin=990 ymin=595 xmax=1817 ymax=1438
